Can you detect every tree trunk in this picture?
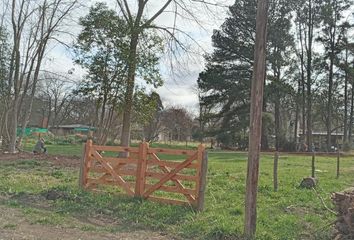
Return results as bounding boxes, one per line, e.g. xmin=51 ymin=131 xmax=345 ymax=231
xmin=298 ymin=20 xmax=306 ymax=138
xmin=8 ymin=99 xmax=19 ymax=152
xmin=7 ymin=39 xmax=21 ymax=153
xmin=326 ymin=46 xmax=334 ymax=151
xmin=261 ymin=86 xmax=268 ymax=150
xmin=120 ymin=32 xmax=139 ymax=147
xmin=274 ymin=65 xmax=281 ymax=151
xmin=0 ymin=105 xmax=6 ymax=147
xmin=275 ymin=95 xmax=280 ymax=151
xmin=244 ymin=0 xmax=269 ymax=237
xmin=348 ymin=80 xmax=354 ymax=143
xmin=294 ymin=77 xmax=301 ymax=144
xmin=343 ymin=48 xmax=348 ymax=143
xmin=306 ymin=0 xmax=313 ymax=152
xmin=199 ymin=99 xmax=204 ymax=143
xmin=17 ymin=44 xmax=46 ymax=148
xmin=47 ymin=98 xmax=52 ymax=128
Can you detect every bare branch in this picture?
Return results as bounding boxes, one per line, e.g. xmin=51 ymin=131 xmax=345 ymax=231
xmin=116 ymin=0 xmax=133 ymax=23
xmin=142 ymin=0 xmax=173 ymax=28
xmin=190 ymin=0 xmax=228 ymax=8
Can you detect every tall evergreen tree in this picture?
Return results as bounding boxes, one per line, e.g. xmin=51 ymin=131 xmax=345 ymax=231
xmin=267 ymin=0 xmax=295 ymax=150
xmin=294 ymin=0 xmax=322 ymax=150
xmin=316 ymin=0 xmax=352 ymax=150
xmin=198 ymin=0 xmax=256 ymax=147
xmin=198 ymin=0 xmax=296 ymax=148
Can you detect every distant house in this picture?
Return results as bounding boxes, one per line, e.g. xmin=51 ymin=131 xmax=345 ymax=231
xmin=298 ymin=131 xmax=344 ymax=150
xmin=49 ymin=124 xmax=95 ymax=136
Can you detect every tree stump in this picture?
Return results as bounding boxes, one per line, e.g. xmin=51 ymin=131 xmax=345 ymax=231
xmin=300 ymin=177 xmax=317 ymax=189
xmin=332 ymin=188 xmax=354 ymax=239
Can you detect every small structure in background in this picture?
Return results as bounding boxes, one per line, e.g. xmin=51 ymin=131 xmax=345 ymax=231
xmin=16 ymin=127 xmax=48 ymax=137
xmin=49 ymin=124 xmax=95 ymax=136
xmin=298 ymin=131 xmax=344 ymax=152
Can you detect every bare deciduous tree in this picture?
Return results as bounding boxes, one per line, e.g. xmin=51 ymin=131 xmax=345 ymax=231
xmin=2 ymin=0 xmax=80 ymax=152
xmin=115 ymin=0 xmax=223 ymax=148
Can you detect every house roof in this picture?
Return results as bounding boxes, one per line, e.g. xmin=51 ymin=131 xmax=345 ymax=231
xmin=49 ymin=124 xmax=93 ymax=129
xmin=299 ymin=131 xmax=344 ymax=136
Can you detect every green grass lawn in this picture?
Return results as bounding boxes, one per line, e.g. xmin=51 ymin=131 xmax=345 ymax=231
xmin=1 ymin=143 xmax=353 ymax=239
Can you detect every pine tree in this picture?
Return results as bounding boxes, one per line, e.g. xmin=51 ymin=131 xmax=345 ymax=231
xmin=198 ymin=0 xmax=256 ymax=147
xmin=316 ymin=0 xmax=352 ymax=151
xmin=198 ymin=0 xmax=296 ymax=148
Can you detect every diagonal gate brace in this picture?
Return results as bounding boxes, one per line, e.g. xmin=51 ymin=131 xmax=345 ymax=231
xmin=92 ymin=150 xmax=134 ymax=196
xmin=143 ymin=153 xmax=197 ymax=198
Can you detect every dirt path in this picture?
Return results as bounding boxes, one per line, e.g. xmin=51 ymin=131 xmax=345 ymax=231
xmin=0 ymin=152 xmax=81 ymax=168
xmin=0 ymin=205 xmax=172 ymax=240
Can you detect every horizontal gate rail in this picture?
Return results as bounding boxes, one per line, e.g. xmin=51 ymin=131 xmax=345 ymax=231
xmin=79 ymin=140 xmax=208 ymax=210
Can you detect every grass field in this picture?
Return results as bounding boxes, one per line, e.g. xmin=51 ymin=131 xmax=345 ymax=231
xmin=1 ymin=143 xmax=353 ymax=239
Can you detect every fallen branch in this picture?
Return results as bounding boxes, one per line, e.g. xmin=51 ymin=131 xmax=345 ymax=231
xmin=312 ymin=187 xmax=337 ymax=215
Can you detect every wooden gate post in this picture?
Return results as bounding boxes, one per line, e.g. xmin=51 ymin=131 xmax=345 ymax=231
xmin=79 ymin=139 xmax=92 ymax=189
xmin=196 ymin=148 xmax=208 ymax=211
xmin=135 ymin=141 xmax=148 ymax=197
xmin=195 ymin=144 xmax=203 ymax=206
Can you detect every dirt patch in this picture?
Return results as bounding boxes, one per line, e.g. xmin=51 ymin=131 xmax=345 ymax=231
xmin=284 ymin=205 xmax=310 ymax=215
xmin=0 ymin=205 xmax=173 ymax=240
xmin=9 ymin=192 xmax=52 ymax=210
xmin=44 ymin=189 xmax=72 ymax=201
xmin=0 ymin=152 xmax=81 ymax=168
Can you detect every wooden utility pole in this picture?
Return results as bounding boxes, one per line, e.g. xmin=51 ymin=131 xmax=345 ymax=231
xmin=244 ymin=0 xmax=269 ymax=238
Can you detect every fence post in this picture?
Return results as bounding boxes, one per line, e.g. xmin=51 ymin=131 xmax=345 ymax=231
xmin=311 ymin=151 xmax=315 ymax=178
xmin=273 ymin=151 xmax=278 ymax=192
xmin=79 ymin=139 xmax=92 ymax=189
xmin=196 ymin=145 xmax=208 ymax=211
xmin=336 ymin=149 xmax=340 ymax=179
xmin=135 ymin=141 xmax=148 ymax=197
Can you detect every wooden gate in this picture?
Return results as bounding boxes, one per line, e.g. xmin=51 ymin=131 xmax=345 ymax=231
xmin=79 ymin=140 xmax=208 ymax=210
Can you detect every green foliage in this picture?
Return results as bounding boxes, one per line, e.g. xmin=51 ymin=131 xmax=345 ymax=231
xmin=197 ymin=0 xmax=255 ymax=147
xmin=74 ymin=2 xmax=164 ymax=104
xmin=133 ymin=90 xmax=162 ymax=126
xmin=74 ymin=2 xmax=129 ymax=103
xmin=197 ymin=0 xmax=354 ymax=152
xmin=198 ymin=0 xmax=299 ymax=148
xmin=132 ymin=90 xmax=164 ymax=142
